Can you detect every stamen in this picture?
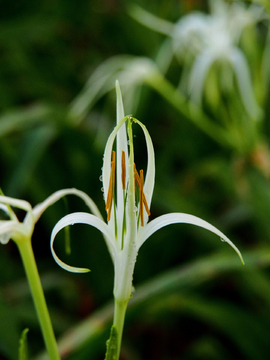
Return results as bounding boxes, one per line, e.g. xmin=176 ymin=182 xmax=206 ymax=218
xmin=143 ymin=192 xmax=151 ymax=217
xmin=134 ymin=164 xmax=151 ymax=218
xmin=134 ymin=164 xmax=141 ymax=188
xmin=139 ymin=170 xmax=144 ymax=226
xmin=121 ymin=151 xmax=126 ymax=190
xmin=105 ymin=151 xmax=116 ymax=221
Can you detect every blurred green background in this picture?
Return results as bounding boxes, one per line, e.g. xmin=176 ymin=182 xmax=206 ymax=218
xmin=1 ymin=0 xmax=270 ymax=359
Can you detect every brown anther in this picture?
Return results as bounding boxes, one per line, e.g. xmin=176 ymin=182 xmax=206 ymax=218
xmin=139 ymin=170 xmax=144 ymax=226
xmin=134 ymin=163 xmax=151 ymax=225
xmin=134 ymin=164 xmax=141 ymax=188
xmin=121 ymin=151 xmax=126 ymax=190
xmin=105 ymin=151 xmax=116 ymax=221
xmin=143 ymin=193 xmax=151 ymax=217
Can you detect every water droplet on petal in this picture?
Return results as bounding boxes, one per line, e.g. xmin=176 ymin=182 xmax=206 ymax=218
xmin=0 ymin=232 xmax=11 ymax=244
xmin=99 ymin=175 xmax=103 ymax=182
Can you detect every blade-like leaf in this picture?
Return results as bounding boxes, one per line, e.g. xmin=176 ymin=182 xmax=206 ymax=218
xmin=19 ymin=329 xmax=29 ymax=360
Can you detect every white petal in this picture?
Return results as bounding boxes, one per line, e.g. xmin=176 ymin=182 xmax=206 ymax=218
xmin=128 ymin=4 xmax=174 ymax=36
xmin=0 ymin=196 xmax=32 ymax=213
xmin=188 ymin=51 xmax=215 ymax=106
xmin=133 ymin=119 xmax=155 ymax=222
xmin=0 ymin=219 xmax=31 ymax=243
xmin=116 ymin=81 xmax=128 ymax=235
xmin=0 ymin=220 xmax=18 ymax=244
xmin=51 ymin=212 xmax=115 ymax=273
xmin=138 ymin=213 xmax=244 ymax=264
xmin=32 ymin=188 xmax=103 ymax=223
xmin=228 ymin=48 xmax=262 ymax=120
xmin=0 ymin=196 xmax=34 ymax=238
xmin=102 ymin=114 xmax=129 ymax=233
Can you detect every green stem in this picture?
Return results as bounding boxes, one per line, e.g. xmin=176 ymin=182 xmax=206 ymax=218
xmin=17 ymin=239 xmax=60 ymax=360
xmin=113 ymin=299 xmax=128 ymax=360
xmin=146 ymin=73 xmax=235 ymax=148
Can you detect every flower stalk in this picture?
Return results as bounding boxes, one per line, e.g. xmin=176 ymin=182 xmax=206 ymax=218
xmin=17 ymin=238 xmax=60 ymax=360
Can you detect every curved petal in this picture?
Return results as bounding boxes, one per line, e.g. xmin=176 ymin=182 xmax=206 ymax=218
xmin=102 ymin=115 xmax=129 ymax=237
xmin=103 ymin=116 xmax=129 ymax=200
xmin=128 ymin=4 xmax=174 ymax=36
xmin=51 ymin=212 xmax=115 ymax=273
xmin=134 ymin=119 xmax=155 ymax=210
xmin=0 ymin=220 xmax=19 ymax=244
xmin=228 ymin=47 xmax=262 ymax=120
xmin=32 ymin=188 xmax=103 ymax=223
xmin=0 ymin=196 xmax=32 ymax=213
xmin=0 ymin=196 xmax=34 ymax=238
xmin=138 ymin=213 xmax=244 ymax=264
xmin=188 ymin=50 xmax=215 ymax=106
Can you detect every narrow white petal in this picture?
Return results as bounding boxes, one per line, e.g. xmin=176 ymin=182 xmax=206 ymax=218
xmin=228 ymin=48 xmax=262 ymax=120
xmin=0 ymin=196 xmax=34 ymax=237
xmin=0 ymin=196 xmax=32 ymax=213
xmin=189 ymin=51 xmax=214 ymax=106
xmin=32 ymin=188 xmax=103 ymax=223
xmin=0 ymin=220 xmax=19 ymax=244
xmin=128 ymin=4 xmax=174 ymax=36
xmin=138 ymin=213 xmax=244 ymax=264
xmin=102 ymin=115 xmax=129 ymax=234
xmin=116 ymin=81 xmax=128 ymax=236
xmin=134 ymin=119 xmax=155 ymax=209
xmin=51 ymin=212 xmax=115 ymax=273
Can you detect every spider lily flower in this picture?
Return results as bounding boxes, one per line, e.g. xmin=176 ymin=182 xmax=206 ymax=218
xmin=129 ymin=0 xmax=264 ymax=120
xmin=0 ymin=188 xmax=102 ymax=245
xmin=51 ymin=82 xmax=244 ymax=306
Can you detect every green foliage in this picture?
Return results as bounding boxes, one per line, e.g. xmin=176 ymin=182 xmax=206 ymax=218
xmin=1 ymin=0 xmax=270 ymax=359
xmin=19 ymin=329 xmax=29 ymax=360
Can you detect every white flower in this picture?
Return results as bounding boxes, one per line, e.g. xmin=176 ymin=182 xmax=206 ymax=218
xmin=0 ymin=188 xmax=102 ymax=245
xmin=129 ymin=0 xmax=264 ymax=120
xmin=173 ymin=0 xmax=263 ymax=119
xmin=51 ymin=81 xmax=244 ymax=303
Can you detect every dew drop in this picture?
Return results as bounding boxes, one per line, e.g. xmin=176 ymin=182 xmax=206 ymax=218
xmin=0 ymin=233 xmax=11 ymax=244
xmin=99 ymin=175 xmax=103 ymax=182
xmin=220 ymin=237 xmax=226 ymax=242
xmin=101 ymin=187 xmax=104 ymax=192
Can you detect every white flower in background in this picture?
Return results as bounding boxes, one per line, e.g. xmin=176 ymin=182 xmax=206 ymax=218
xmin=51 ymin=81 xmax=244 ymax=306
xmin=130 ymin=0 xmax=264 ymax=120
xmin=69 ymin=55 xmax=159 ymax=123
xmin=0 ymin=188 xmax=101 ymax=245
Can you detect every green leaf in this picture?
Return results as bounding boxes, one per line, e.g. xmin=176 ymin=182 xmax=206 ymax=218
xmin=18 ymin=328 xmax=29 ymax=360
xmin=0 ymin=295 xmax=20 ymax=360
xmin=104 ymin=325 xmax=118 ymax=360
